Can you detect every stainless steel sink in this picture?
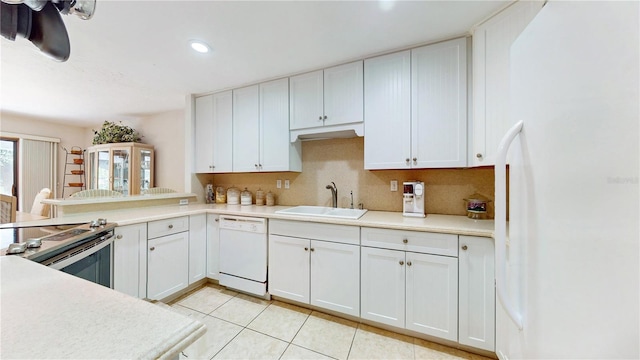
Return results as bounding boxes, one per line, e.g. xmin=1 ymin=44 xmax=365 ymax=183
xmin=275 ymin=206 xmax=368 ymax=220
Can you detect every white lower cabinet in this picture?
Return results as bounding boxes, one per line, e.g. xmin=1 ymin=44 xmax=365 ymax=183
xmin=458 ymin=235 xmax=495 ymax=351
xmin=189 ymin=214 xmax=207 ymax=284
xmin=113 ymin=223 xmax=147 ymax=298
xmin=360 ymin=227 xmax=458 ymax=342
xmin=206 ymin=214 xmax=220 ymax=280
xmin=268 ymin=220 xmax=360 ymax=317
xmin=147 ymin=217 xmax=189 ymax=300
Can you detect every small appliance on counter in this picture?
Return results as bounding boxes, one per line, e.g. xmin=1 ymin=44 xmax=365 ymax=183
xmin=403 ymin=181 xmax=425 ymax=218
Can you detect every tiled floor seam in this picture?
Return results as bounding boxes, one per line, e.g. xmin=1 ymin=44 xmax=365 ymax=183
xmin=344 ymin=322 xmax=361 ymax=360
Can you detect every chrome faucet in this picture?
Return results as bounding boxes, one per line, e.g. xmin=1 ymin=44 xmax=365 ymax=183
xmin=326 ymin=182 xmax=338 ymax=208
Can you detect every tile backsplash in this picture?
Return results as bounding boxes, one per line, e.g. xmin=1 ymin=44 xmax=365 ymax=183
xmin=198 ymin=137 xmax=495 ymax=218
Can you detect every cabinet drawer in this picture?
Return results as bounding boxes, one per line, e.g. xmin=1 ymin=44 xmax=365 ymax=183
xmin=148 ymin=216 xmax=189 ymax=239
xmin=269 ymin=219 xmax=359 ymax=245
xmin=361 ymin=227 xmax=457 ymax=257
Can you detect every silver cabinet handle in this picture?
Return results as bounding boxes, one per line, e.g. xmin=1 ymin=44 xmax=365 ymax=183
xmin=323 ymin=115 xmax=327 ymax=120
xmin=150 ymin=247 xmax=155 ymax=251
xmin=304 ymin=247 xmax=309 ymax=251
xmin=215 ymin=218 xmax=219 ymax=222
xmin=310 ymin=248 xmax=315 ymax=252
xmin=412 ymin=157 xmax=417 ymax=164
xmin=399 ymin=260 xmax=404 ymax=265
xmin=168 ymin=224 xmax=173 ymax=229
xmin=116 ymin=234 xmax=123 ymax=239
xmin=407 ymin=261 xmax=412 ymax=266
xmin=319 ymin=116 xmax=323 ymax=121
xmin=402 ymin=238 xmax=408 ymax=244
xmin=405 ymin=158 xmax=410 ymax=163
xmin=462 ymin=245 xmax=468 ymax=250
xmin=476 ymin=153 xmax=483 ymax=159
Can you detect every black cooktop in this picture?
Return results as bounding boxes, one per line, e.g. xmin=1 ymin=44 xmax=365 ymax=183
xmin=0 ymin=223 xmax=86 ymax=249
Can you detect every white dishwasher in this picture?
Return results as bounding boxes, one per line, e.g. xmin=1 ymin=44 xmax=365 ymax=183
xmin=218 ymin=215 xmax=269 ymax=298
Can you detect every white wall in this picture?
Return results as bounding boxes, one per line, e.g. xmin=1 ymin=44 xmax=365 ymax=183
xmin=135 ymin=110 xmax=186 ymax=192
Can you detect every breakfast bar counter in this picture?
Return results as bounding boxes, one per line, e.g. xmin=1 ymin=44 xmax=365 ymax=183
xmin=0 ymin=256 xmax=206 ymax=359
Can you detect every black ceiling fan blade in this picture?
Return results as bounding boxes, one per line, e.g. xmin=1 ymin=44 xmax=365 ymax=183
xmin=28 ymin=1 xmax=70 ymax=61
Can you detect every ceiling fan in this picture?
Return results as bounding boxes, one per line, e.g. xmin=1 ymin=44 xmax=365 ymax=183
xmin=0 ymin=0 xmax=96 ymax=61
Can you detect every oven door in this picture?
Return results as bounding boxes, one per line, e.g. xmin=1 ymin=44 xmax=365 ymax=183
xmin=44 ymin=233 xmax=114 ymax=288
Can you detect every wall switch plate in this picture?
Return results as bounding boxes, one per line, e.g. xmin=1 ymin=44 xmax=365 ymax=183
xmin=277 ymin=180 xmax=282 ymax=189
xmin=179 ymin=199 xmax=189 ymax=205
xmin=390 ymin=180 xmax=398 ymax=192
xmin=284 ymin=180 xmax=290 ymax=189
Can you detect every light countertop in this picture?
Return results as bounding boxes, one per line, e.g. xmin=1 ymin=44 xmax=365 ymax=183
xmin=2 ymin=203 xmax=495 ymax=238
xmin=0 ymin=256 xmax=206 ymax=359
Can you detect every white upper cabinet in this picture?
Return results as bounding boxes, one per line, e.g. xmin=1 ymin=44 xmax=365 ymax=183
xmin=289 ymin=61 xmax=364 ymax=139
xmin=233 ymin=80 xmax=301 ymax=173
xmin=232 ymin=85 xmax=260 ymax=172
xmin=364 ymin=50 xmax=412 ymax=169
xmin=365 ymin=38 xmax=468 ymax=169
xmin=323 ymin=61 xmax=364 ymax=127
xmin=289 ymin=70 xmax=324 ymax=130
xmin=260 ymin=78 xmax=302 ymax=172
xmin=471 ymin=1 xmax=543 ymax=166
xmin=411 ymin=37 xmax=468 ymax=168
xmin=194 ymin=91 xmax=232 ymax=173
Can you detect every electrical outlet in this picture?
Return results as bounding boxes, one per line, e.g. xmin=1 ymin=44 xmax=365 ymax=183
xmin=179 ymin=199 xmax=189 ymax=205
xmin=284 ymin=180 xmax=290 ymax=189
xmin=277 ymin=180 xmax=282 ymax=189
xmin=390 ymin=180 xmax=398 ymax=192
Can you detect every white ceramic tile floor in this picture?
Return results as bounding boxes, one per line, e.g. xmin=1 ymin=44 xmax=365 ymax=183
xmin=166 ymin=284 xmax=494 ymax=360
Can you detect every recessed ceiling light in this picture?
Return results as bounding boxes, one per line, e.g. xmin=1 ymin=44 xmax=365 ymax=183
xmin=190 ymin=40 xmax=210 ymax=54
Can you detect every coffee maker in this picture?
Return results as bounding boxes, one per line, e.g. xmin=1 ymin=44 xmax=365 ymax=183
xmin=403 ymin=181 xmax=425 ymax=218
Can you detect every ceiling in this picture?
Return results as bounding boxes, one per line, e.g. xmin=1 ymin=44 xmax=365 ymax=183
xmin=0 ymin=0 xmax=509 ymax=127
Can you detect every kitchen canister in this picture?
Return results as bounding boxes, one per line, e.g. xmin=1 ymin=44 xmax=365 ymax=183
xmin=266 ymin=191 xmax=275 ymax=206
xmin=255 ymin=189 xmax=265 ymax=206
xmin=227 ymin=186 xmax=240 ymax=205
xmin=241 ymin=188 xmax=253 ymax=205
xmin=215 ymin=186 xmax=226 ymax=204
xmin=463 ymin=193 xmax=491 ymax=220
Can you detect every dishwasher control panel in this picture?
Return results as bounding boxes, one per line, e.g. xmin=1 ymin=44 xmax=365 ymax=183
xmin=219 ymin=215 xmax=267 ymax=233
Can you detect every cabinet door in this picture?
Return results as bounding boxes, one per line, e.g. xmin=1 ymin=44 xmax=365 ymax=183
xmin=406 ymin=252 xmax=458 ymax=341
xmin=364 ymin=51 xmax=412 ymax=170
xmin=268 ymin=235 xmax=310 ymax=303
xmin=206 ymin=214 xmax=220 ymax=280
xmin=212 ymin=91 xmax=233 ymax=173
xmin=361 ymin=246 xmax=405 ymax=328
xmin=194 ymin=94 xmax=215 ymax=173
xmin=411 ymin=37 xmax=468 ymax=168
xmin=471 ymin=1 xmax=543 ymax=166
xmin=289 ymin=70 xmax=324 ymax=130
xmin=459 ymin=236 xmax=495 ymax=351
xmin=232 ymin=85 xmax=260 ymax=172
xmin=189 ymin=214 xmax=207 ymax=284
xmin=323 ymin=61 xmax=364 ymax=127
xmin=259 ymin=78 xmax=300 ymax=171
xmin=147 ymin=232 xmax=189 ymax=300
xmin=111 ymin=147 xmax=131 ymax=195
xmin=310 ymin=240 xmax=360 ymax=317
xmin=113 ymin=223 xmax=147 ymax=298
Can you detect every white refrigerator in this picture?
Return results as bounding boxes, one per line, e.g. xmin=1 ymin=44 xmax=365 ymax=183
xmin=494 ymin=1 xmax=639 ymax=359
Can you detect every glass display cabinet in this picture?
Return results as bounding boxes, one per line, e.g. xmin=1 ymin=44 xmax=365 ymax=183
xmin=86 ymin=143 xmax=154 ymax=195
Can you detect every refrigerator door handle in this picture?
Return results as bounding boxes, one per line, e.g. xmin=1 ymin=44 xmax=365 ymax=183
xmin=495 ymin=120 xmax=524 ymax=330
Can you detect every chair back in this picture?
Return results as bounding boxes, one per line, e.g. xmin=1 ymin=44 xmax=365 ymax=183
xmin=1 ymin=194 xmax=17 ymax=224
xmin=70 ymin=189 xmax=123 ymax=198
xmin=142 ymin=187 xmax=177 ymax=195
xmin=31 ymin=188 xmax=52 ymax=217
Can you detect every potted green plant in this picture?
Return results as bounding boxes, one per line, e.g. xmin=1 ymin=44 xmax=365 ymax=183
xmin=92 ymin=121 xmax=143 ymax=145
